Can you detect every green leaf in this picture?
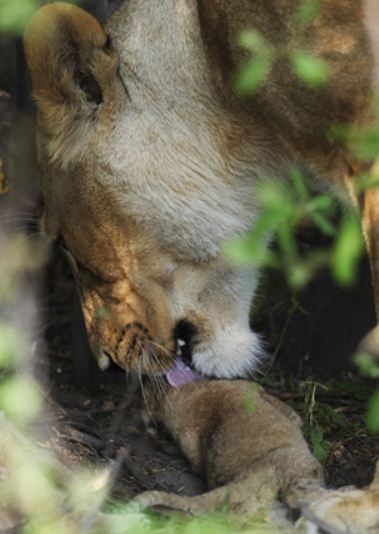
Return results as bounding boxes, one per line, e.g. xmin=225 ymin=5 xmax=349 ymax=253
xmin=351 ymin=125 xmax=379 ymax=160
xmin=223 ymin=235 xmax=277 ymax=268
xmin=332 ymin=213 xmax=364 ymax=286
xmin=367 ymin=390 xmax=379 ymax=433
xmin=223 ymin=238 xmax=258 ymax=264
xmin=308 ymin=194 xmax=335 ymax=212
xmin=354 ymin=352 xmax=379 ymax=379
xmin=288 ymin=263 xmax=313 ymax=290
xmin=236 ymin=30 xmax=273 ymax=94
xmin=244 ymin=384 xmax=260 ymax=413
xmin=291 ymin=50 xmax=329 ymax=86
xmin=258 ymin=181 xmax=293 ymax=213
xmin=236 ymin=56 xmax=272 ymax=94
xmin=0 ymin=376 xmax=42 ymax=425
xmin=0 ymin=325 xmax=26 ymax=368
xmin=289 ymin=166 xmax=309 ymax=202
xmin=311 ymin=212 xmax=336 ymax=237
xmin=238 ymin=30 xmax=264 ymax=52
xmin=303 ymin=421 xmax=331 ymax=463
xmin=0 ymin=0 xmax=39 ymax=33
xmin=295 ymin=0 xmax=320 ymax=25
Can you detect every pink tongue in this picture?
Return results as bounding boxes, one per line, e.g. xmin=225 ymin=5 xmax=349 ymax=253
xmin=166 ymin=358 xmax=201 ymax=387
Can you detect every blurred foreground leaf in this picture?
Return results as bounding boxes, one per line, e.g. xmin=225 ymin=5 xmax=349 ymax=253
xmin=236 ymin=30 xmax=273 ymax=94
xmin=291 ymin=50 xmax=329 ymax=86
xmin=331 ymin=213 xmax=364 ymax=287
xmin=367 ymin=390 xmax=379 ymax=433
xmin=0 ymin=0 xmax=39 ymax=33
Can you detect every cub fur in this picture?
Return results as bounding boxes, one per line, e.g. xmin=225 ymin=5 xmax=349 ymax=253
xmin=136 ymin=379 xmax=379 ymax=532
xmin=135 ymin=379 xmax=323 ymax=518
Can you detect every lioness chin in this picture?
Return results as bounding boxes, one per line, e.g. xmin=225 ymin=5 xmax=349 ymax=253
xmin=24 ymin=0 xmax=379 ymax=378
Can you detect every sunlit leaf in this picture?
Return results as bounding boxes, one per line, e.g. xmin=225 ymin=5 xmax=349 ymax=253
xmin=291 ymin=50 xmax=329 ymax=86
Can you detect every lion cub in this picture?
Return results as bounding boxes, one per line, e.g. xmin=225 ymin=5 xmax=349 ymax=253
xmin=135 ymin=378 xmax=323 ymax=519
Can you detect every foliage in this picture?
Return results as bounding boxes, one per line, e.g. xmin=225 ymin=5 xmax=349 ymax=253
xmin=0 ymin=0 xmax=39 ymax=33
xmin=231 ymin=0 xmax=379 ymax=439
xmin=224 ymin=167 xmax=364 ymax=291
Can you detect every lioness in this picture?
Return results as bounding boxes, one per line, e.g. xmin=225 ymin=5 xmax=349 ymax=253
xmin=24 ymin=0 xmax=379 ymax=378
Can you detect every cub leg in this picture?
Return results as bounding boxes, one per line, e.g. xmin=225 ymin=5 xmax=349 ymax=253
xmin=134 ymin=466 xmax=279 ymax=518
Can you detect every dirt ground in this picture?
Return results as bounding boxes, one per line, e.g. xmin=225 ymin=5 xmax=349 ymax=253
xmin=33 ymin=241 xmax=379 ymax=506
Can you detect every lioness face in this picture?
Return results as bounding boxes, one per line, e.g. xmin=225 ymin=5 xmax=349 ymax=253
xmin=41 ymin=172 xmax=179 ymax=373
xmin=25 ymin=1 xmax=265 ymax=377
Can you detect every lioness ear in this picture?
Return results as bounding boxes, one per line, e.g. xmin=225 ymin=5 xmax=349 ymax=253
xmin=24 ymin=2 xmax=108 ymax=107
xmin=24 ymin=3 xmax=117 ymax=164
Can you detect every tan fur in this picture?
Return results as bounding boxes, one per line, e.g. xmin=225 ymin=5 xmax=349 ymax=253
xmin=299 ymin=463 xmax=379 ymax=533
xmin=135 ymin=380 xmax=323 ymax=518
xmin=135 ymin=380 xmax=379 ymax=531
xmin=24 ymin=1 xmax=379 ymax=378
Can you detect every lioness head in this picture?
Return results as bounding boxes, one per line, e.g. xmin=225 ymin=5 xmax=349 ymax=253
xmin=24 ymin=1 xmax=269 ymax=377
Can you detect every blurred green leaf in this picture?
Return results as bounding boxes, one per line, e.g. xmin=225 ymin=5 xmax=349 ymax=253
xmin=289 ymin=166 xmax=309 ymax=202
xmin=244 ymin=384 xmax=260 ymax=413
xmin=295 ymin=0 xmax=320 ymax=25
xmin=238 ymin=29 xmax=264 ymax=52
xmin=356 ymin=173 xmax=379 ymax=193
xmin=236 ymin=30 xmax=273 ymax=94
xmin=0 ymin=376 xmax=42 ymax=425
xmin=351 ymin=125 xmax=379 ymax=160
xmin=236 ymin=56 xmax=272 ymax=94
xmin=291 ymin=50 xmax=329 ymax=86
xmin=0 ymin=325 xmax=26 ymax=367
xmin=354 ymin=352 xmax=379 ymax=379
xmin=311 ymin=212 xmax=336 ymax=237
xmin=0 ymin=0 xmax=39 ymax=33
xmin=367 ymin=390 xmax=379 ymax=433
xmin=308 ymin=195 xmax=335 ymax=212
xmin=331 ymin=213 xmax=363 ymax=286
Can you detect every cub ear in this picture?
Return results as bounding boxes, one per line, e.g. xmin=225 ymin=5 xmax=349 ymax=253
xmin=24 ymin=3 xmax=117 ymax=164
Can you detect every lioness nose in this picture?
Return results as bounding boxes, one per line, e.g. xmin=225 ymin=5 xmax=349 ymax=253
xmin=173 ymin=319 xmax=197 ymax=366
